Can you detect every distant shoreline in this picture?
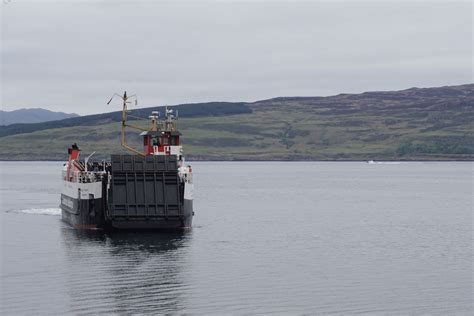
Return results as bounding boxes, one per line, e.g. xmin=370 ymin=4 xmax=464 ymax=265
xmin=2 ymin=84 xmax=472 ymax=163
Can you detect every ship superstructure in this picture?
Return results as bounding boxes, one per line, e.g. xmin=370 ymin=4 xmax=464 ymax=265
xmin=60 ymin=92 xmax=193 ymax=230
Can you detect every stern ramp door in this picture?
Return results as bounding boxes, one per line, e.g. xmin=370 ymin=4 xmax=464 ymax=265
xmin=108 ymin=155 xmax=183 ymax=220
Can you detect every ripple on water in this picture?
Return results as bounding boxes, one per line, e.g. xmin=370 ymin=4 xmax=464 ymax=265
xmin=6 ymin=208 xmax=61 ymax=216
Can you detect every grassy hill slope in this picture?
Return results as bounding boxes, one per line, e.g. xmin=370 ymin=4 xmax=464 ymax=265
xmin=0 ymin=102 xmax=251 ymax=137
xmin=0 ymin=84 xmax=472 ymax=161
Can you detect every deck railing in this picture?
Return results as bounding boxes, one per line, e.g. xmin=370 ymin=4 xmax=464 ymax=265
xmin=63 ymin=170 xmax=106 ymax=183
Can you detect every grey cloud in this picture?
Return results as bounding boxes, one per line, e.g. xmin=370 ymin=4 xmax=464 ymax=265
xmin=2 ymin=0 xmax=472 ymax=114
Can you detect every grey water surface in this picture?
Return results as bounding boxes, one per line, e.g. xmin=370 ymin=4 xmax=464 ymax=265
xmin=0 ymin=161 xmax=472 ymax=314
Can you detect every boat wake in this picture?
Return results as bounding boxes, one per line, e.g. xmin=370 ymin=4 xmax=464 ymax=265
xmin=6 ymin=208 xmax=61 ymax=216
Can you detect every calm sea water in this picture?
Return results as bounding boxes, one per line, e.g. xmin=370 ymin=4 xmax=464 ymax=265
xmin=0 ymin=161 xmax=472 ymax=314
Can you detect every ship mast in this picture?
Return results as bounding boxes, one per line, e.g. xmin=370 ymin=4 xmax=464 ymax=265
xmin=107 ymin=91 xmax=147 ymax=156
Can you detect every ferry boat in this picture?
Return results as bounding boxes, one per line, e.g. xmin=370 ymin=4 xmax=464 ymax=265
xmin=60 ymin=92 xmax=194 ymax=230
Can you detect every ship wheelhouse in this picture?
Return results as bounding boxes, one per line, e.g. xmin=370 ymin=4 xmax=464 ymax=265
xmin=141 ymin=130 xmax=183 ymax=157
xmin=137 ymin=108 xmax=184 ymax=159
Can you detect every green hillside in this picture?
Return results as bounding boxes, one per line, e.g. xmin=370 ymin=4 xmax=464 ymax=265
xmin=0 ymin=102 xmax=251 ymax=137
xmin=1 ymin=84 xmax=473 ymax=161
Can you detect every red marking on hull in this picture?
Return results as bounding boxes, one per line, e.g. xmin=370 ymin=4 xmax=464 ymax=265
xmin=74 ymin=224 xmax=99 ymax=230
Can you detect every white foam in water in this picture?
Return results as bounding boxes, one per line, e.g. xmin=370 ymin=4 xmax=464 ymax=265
xmin=367 ymin=161 xmax=402 ymax=165
xmin=8 ymin=208 xmax=61 ymax=216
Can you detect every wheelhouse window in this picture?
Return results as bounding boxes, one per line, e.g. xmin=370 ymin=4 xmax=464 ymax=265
xmin=152 ymin=137 xmax=159 ymax=146
xmin=163 ymin=137 xmax=169 ymax=145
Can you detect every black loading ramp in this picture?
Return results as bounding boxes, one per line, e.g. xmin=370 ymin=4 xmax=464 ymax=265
xmin=108 ymin=155 xmax=183 ymax=222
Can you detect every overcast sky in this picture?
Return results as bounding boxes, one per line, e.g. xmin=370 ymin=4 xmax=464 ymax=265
xmin=1 ymin=0 xmax=472 ymax=115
